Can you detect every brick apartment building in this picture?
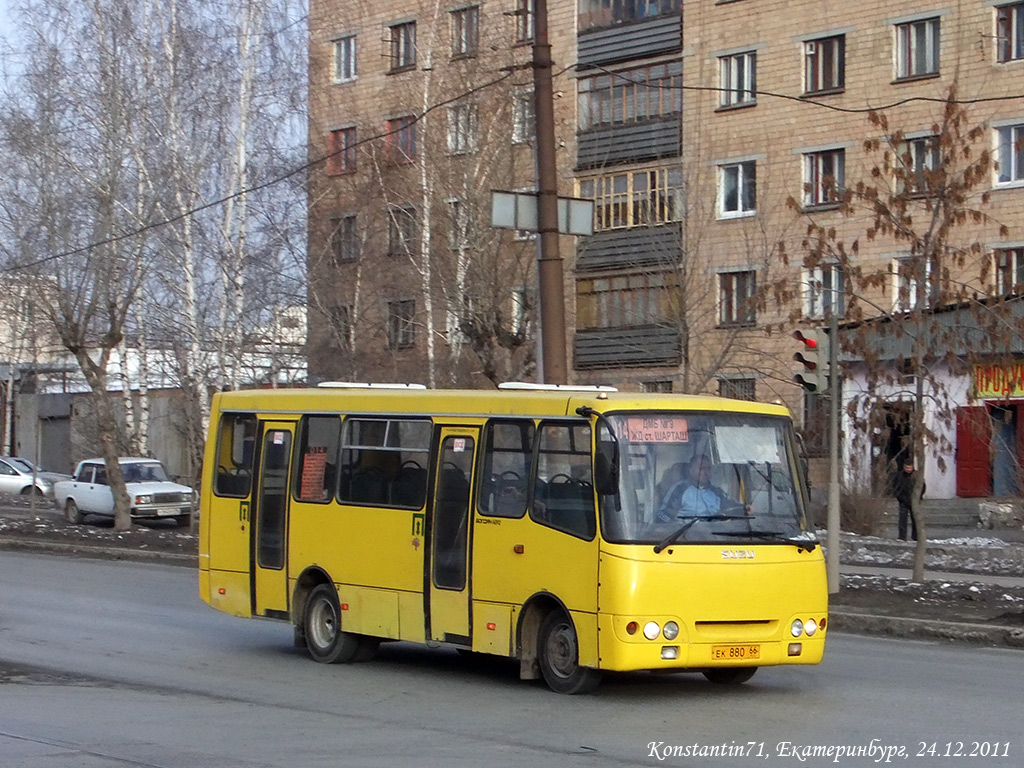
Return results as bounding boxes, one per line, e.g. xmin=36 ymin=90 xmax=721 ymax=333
xmin=307 ymin=0 xmax=1024 ymax=498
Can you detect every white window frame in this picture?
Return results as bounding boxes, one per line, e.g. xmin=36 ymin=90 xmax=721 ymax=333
xmin=512 ymin=87 xmax=535 ymax=144
xmin=447 ymin=102 xmax=477 ymax=155
xmin=895 ymin=17 xmax=940 ymax=79
xmin=333 ymin=35 xmax=357 ymax=83
xmin=994 ymin=247 xmax=1024 ymax=294
xmin=804 ymin=35 xmax=845 ymax=94
xmin=802 ymin=264 xmax=845 ymax=319
xmin=719 ymin=51 xmax=757 ymax=107
xmin=803 ymin=148 xmax=845 ymax=207
xmin=718 ymin=160 xmax=756 ymax=218
xmin=900 ymin=135 xmax=940 ymax=195
xmin=996 ymin=2 xmax=1024 ymax=63
xmin=995 ymin=122 xmax=1024 ymax=185
xmin=891 ymin=254 xmax=937 ymax=311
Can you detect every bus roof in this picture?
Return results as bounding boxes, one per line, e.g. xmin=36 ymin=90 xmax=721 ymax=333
xmin=212 ymin=386 xmax=792 ymax=420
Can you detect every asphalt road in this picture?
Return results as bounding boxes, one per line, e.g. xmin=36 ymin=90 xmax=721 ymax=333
xmin=0 ymin=551 xmax=1021 ymax=767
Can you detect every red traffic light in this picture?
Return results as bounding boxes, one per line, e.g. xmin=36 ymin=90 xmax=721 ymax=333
xmin=793 ymin=329 xmax=818 ymax=349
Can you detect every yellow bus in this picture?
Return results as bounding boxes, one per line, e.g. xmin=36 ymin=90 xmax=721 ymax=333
xmin=199 ymin=383 xmax=827 ymax=694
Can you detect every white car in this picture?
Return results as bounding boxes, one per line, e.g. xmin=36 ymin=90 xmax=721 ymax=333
xmin=54 ymin=458 xmax=196 ymax=527
xmin=0 ymin=456 xmax=71 ymax=499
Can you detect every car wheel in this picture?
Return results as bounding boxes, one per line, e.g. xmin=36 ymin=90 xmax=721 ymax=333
xmin=703 ymin=667 xmax=757 ymax=685
xmin=176 ymin=514 xmax=191 ymax=528
xmin=537 ymin=610 xmax=602 ymax=694
xmin=303 ymin=583 xmax=361 ymax=664
xmin=20 ymin=486 xmax=45 ymax=497
xmin=65 ymin=499 xmax=85 ymax=525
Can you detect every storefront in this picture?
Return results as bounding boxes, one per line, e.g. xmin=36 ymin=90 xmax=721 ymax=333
xmin=955 ymin=361 xmax=1024 ymax=497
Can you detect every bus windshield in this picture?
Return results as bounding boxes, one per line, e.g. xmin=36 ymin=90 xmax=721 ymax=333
xmin=599 ymin=412 xmax=810 ymax=546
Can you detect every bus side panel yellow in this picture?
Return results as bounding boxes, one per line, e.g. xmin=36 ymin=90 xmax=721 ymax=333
xmin=570 ymin=609 xmax=600 ymax=668
xmin=289 ymin=503 xmax=424 ymax=594
xmin=205 ymin=569 xmax=252 ymax=618
xmin=472 ymin=602 xmax=514 ymax=656
xmin=398 ymin=591 xmax=426 ymax=644
xmin=337 ymin=585 xmax=401 ymax=638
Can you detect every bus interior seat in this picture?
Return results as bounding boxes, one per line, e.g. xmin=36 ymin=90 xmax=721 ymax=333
xmin=392 ymin=464 xmax=428 ymax=508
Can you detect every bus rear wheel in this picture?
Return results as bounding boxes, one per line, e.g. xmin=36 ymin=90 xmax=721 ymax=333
xmin=303 ymin=584 xmax=361 ymax=664
xmin=538 ymin=610 xmax=602 ymax=694
xmin=703 ymin=667 xmax=757 ymax=685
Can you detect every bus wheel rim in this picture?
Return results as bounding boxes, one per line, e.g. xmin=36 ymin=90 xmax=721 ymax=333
xmin=546 ymin=622 xmax=578 ymax=679
xmin=310 ymin=598 xmax=338 ymax=650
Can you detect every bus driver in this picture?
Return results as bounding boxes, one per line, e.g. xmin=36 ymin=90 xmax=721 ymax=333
xmin=656 ymin=454 xmax=732 ymax=522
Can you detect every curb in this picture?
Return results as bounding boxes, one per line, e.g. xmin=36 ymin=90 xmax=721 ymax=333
xmin=828 ymin=610 xmax=1024 ymax=649
xmin=0 ymin=537 xmax=197 ymax=567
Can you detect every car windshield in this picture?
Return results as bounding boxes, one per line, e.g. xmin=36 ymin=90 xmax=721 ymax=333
xmin=122 ymin=462 xmax=171 ymax=483
xmin=9 ymin=458 xmax=35 ymax=473
xmin=599 ymin=411 xmax=811 ymax=545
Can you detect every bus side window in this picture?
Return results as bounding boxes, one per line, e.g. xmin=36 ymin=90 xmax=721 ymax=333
xmin=214 ymin=413 xmax=257 ymax=498
xmin=532 ymin=422 xmax=596 ymax=540
xmin=478 ymin=419 xmax=534 ymax=518
xmin=295 ymin=415 xmax=341 ymax=503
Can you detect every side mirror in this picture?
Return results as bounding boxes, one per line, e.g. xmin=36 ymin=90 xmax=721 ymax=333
xmin=594 ymin=441 xmax=619 ymax=496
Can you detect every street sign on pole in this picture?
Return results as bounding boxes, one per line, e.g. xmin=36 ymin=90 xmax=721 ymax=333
xmin=490 ymin=191 xmax=593 ymax=236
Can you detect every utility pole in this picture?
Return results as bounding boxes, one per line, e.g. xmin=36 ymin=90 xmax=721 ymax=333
xmin=827 ymin=307 xmax=841 ymax=593
xmin=532 ymin=0 xmax=567 ymax=385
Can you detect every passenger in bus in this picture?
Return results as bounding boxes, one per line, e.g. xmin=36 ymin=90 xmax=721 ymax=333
xmin=655 ymin=454 xmax=734 ymax=521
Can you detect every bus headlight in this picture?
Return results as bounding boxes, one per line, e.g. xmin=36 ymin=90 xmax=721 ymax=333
xmin=790 ymin=619 xmax=804 ymax=638
xmin=804 ymin=618 xmax=817 ymax=637
xmin=643 ymin=621 xmax=661 ymax=640
xmin=662 ymin=621 xmax=679 ymax=640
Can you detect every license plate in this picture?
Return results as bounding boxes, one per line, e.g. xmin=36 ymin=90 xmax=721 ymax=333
xmin=156 ymin=508 xmax=181 ymax=516
xmin=711 ymin=644 xmax=761 ymax=660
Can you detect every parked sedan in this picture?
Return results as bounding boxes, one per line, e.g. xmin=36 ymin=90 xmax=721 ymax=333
xmin=0 ymin=456 xmax=71 ymax=498
xmin=54 ymin=457 xmax=196 ymax=526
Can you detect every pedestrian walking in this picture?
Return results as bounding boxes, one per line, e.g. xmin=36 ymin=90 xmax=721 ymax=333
xmin=893 ymin=459 xmax=924 ymax=541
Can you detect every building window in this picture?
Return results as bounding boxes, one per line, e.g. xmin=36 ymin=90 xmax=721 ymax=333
xmin=899 ymin=135 xmax=941 ymax=195
xmin=578 ymin=0 xmax=681 ymax=33
xmin=997 ymin=3 xmax=1024 ymax=62
xmin=578 ymin=166 xmax=684 ymax=231
xmin=895 ymin=17 xmax=940 ymax=79
xmin=386 ymin=116 xmax=416 ymax=163
xmin=577 ymin=61 xmax=683 ymax=131
xmin=718 ymin=51 xmax=756 ymax=108
xmin=330 ymin=215 xmax=358 ymax=263
xmin=512 ymin=87 xmax=535 ymax=144
xmin=892 ymin=255 xmax=938 ymax=311
xmin=994 ymin=247 xmax=1024 ymax=294
xmin=328 ymin=127 xmax=356 ymax=175
xmin=642 ymin=380 xmax=673 ymax=393
xmin=719 ymin=378 xmax=755 ymax=401
xmin=718 ymin=160 xmax=756 ymax=218
xmin=576 ymin=271 xmax=680 ymax=330
xmin=515 ymin=0 xmax=535 ymax=43
xmin=447 ymin=102 xmax=477 ymax=155
xmin=388 ymin=205 xmax=417 ymax=258
xmin=803 ymin=264 xmax=845 ymax=319
xmin=333 ymin=35 xmax=357 ymax=83
xmin=451 ymin=6 xmax=479 ymax=58
xmin=718 ymin=270 xmax=756 ymax=327
xmin=388 ymin=300 xmax=416 ymax=348
xmin=511 ymin=288 xmax=529 ymax=335
xmin=803 ymin=148 xmax=845 ymax=208
xmin=388 ymin=21 xmax=416 ymax=72
xmin=996 ymin=123 xmax=1024 ymax=184
xmin=330 ymin=304 xmax=354 ymax=349
xmin=447 ymin=199 xmax=470 ymax=250
xmin=804 ymin=35 xmax=844 ymax=94
xmin=801 ymin=392 xmax=829 ymax=457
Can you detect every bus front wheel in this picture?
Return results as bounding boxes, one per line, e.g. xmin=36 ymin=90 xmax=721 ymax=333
xmin=537 ymin=610 xmax=602 ymax=694
xmin=303 ymin=584 xmax=361 ymax=664
xmin=703 ymin=667 xmax=757 ymax=685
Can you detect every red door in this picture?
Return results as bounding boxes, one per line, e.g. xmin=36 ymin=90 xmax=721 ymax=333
xmin=956 ymin=407 xmax=991 ymax=497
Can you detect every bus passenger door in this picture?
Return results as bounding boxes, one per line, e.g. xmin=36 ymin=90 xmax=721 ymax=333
xmin=428 ymin=428 xmax=478 ymax=645
xmin=252 ymin=422 xmax=295 ymax=619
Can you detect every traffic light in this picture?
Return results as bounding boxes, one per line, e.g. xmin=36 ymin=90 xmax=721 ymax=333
xmin=793 ymin=328 xmax=830 ymax=392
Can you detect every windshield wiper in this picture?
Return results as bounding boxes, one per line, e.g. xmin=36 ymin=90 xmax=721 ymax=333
xmin=653 ymin=514 xmax=750 ymax=554
xmin=713 ymin=529 xmax=819 ymax=552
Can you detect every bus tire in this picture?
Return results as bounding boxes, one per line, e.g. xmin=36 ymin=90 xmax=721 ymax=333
xmin=537 ymin=610 xmax=602 ymax=695
xmin=303 ymin=584 xmax=360 ymax=664
xmin=703 ymin=667 xmax=757 ymax=685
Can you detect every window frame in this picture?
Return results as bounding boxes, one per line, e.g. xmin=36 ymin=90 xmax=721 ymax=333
xmin=996 ymin=2 xmax=1024 ymax=63
xmin=451 ymin=5 xmax=479 ymax=58
xmin=577 ymin=61 xmax=683 ymax=132
xmin=333 ymin=35 xmax=357 ymax=83
xmin=719 ymin=378 xmax=756 ymax=401
xmin=994 ymin=247 xmax=1024 ymax=295
xmin=512 ymin=87 xmax=535 ymax=144
xmin=387 ymin=299 xmax=417 ymax=348
xmin=328 ymin=126 xmax=357 ymax=175
xmin=330 ymin=214 xmax=359 ymax=263
xmin=718 ymin=50 xmax=757 ymax=108
xmin=446 ymin=102 xmax=478 ymax=155
xmin=995 ymin=123 xmax=1024 ymax=185
xmin=717 ymin=269 xmax=757 ymax=327
xmin=802 ymin=264 xmax=846 ymax=320
xmin=803 ymin=148 xmax=845 ymax=209
xmin=387 ymin=204 xmax=418 ymax=258
xmin=803 ymin=35 xmax=845 ymax=95
xmin=576 ymin=270 xmax=680 ymax=330
xmin=386 ymin=115 xmax=417 ymax=163
xmin=718 ymin=160 xmax=757 ymax=218
xmin=891 ymin=254 xmax=939 ymax=311
xmin=388 ymin=21 xmax=417 ymax=73
xmin=577 ymin=165 xmax=685 ymax=231
xmin=515 ymin=0 xmax=535 ymax=43
xmin=894 ymin=17 xmax=940 ymax=80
